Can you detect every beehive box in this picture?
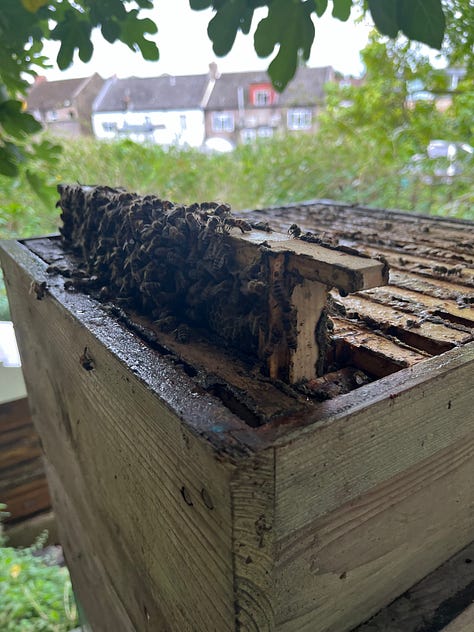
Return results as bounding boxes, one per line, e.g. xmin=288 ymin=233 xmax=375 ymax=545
xmin=1 ymin=192 xmax=473 ymax=632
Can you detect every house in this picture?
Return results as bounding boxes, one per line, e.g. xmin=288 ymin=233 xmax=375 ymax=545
xmin=92 ymin=74 xmax=211 ymax=147
xmin=27 ymin=74 xmax=104 ymax=136
xmin=204 ymin=65 xmax=335 ymax=145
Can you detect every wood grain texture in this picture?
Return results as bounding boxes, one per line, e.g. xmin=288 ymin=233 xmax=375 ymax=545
xmin=233 ymin=230 xmax=387 ymax=293
xmin=231 ymin=450 xmax=276 ymax=631
xmin=442 ymin=602 xmax=474 ymax=632
xmin=273 ymin=342 xmax=474 ymax=530
xmin=0 ymin=397 xmax=51 ymax=522
xmin=354 ymin=541 xmax=474 ymax=631
xmin=272 ymin=344 xmax=474 ymax=631
xmin=274 ymin=432 xmax=474 ymax=631
xmin=2 ymin=233 xmax=474 ymax=632
xmin=1 ymin=239 xmax=253 ymax=632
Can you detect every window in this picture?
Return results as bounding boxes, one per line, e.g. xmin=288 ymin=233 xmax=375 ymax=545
xmin=254 ymin=90 xmax=271 ymax=106
xmin=241 ymin=128 xmax=256 ymax=143
xmin=212 ymin=112 xmax=234 ymax=133
xmin=287 ymin=109 xmax=312 ymax=131
xmin=180 ymin=114 xmax=187 ymax=131
xmin=257 ymin=126 xmax=273 ymax=138
xmin=102 ymin=122 xmax=118 ymax=132
xmin=47 ymin=109 xmax=58 ymax=122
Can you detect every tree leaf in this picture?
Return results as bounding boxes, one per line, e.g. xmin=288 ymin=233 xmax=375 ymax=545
xmin=25 ymin=169 xmax=56 ymax=206
xmin=0 ymin=100 xmax=42 ymax=137
xmin=314 ymin=0 xmax=328 ymax=18
xmin=101 ymin=20 xmax=121 ymax=43
xmin=332 ymin=0 xmax=352 ymax=21
xmin=0 ymin=143 xmax=20 ymax=176
xmin=398 ymin=0 xmax=445 ymax=49
xmin=254 ymin=0 xmax=315 ymax=90
xmin=208 ymin=0 xmax=254 ymax=56
xmin=189 ymin=0 xmax=214 ymax=8
xmin=51 ymin=12 xmax=93 ymax=69
xmin=21 ymin=0 xmax=49 ymax=13
xmin=368 ymin=0 xmax=399 ymax=38
xmin=119 ymin=10 xmax=159 ymax=60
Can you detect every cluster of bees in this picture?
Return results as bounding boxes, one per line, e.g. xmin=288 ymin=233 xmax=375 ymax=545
xmin=57 ymin=185 xmax=274 ymax=357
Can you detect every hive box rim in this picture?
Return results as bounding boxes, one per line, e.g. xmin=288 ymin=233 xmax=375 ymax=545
xmin=1 ymin=236 xmax=472 ymax=456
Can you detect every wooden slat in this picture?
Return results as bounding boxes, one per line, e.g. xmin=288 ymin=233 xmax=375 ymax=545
xmin=353 ymin=541 xmax=474 ymax=631
xmin=1 ymin=478 xmax=51 ymax=522
xmin=331 ymin=316 xmax=430 ymax=377
xmin=0 ymin=398 xmax=31 ymax=434
xmin=442 ymin=602 xmax=474 ymax=632
xmin=361 ymin=285 xmax=474 ymax=326
xmin=339 ymin=293 xmax=472 ymax=354
xmin=234 ymin=230 xmax=387 ymax=293
xmin=389 ymin=270 xmax=474 ymax=303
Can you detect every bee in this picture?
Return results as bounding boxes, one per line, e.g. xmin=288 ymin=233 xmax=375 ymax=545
xmin=272 ymin=279 xmax=287 ymax=304
xmin=30 ymin=280 xmax=48 ymax=300
xmin=288 ymin=223 xmax=301 ymax=238
xmin=185 ymin=212 xmax=201 ymax=234
xmin=79 ymin=347 xmax=95 ymax=371
xmin=223 ymin=217 xmax=252 ymax=234
xmin=200 ymin=201 xmax=218 ymax=211
xmin=251 ymin=220 xmax=272 ymax=232
xmin=162 ymin=224 xmax=182 ymax=242
xmin=214 ymin=203 xmax=231 ymax=217
xmin=154 ymin=315 xmax=177 ymax=332
xmin=244 ymin=279 xmax=266 ymax=296
xmin=174 ymin=323 xmax=191 ymax=343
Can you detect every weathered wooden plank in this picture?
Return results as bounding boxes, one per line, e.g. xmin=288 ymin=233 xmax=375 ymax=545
xmin=1 ymin=478 xmax=51 ymax=522
xmin=353 ymin=541 xmax=474 ymax=631
xmin=275 ymin=434 xmax=474 ymax=631
xmin=442 ymin=602 xmax=474 ymax=632
xmin=0 ymin=397 xmax=31 ymax=434
xmin=340 ymin=294 xmax=472 ymax=354
xmin=331 ymin=316 xmax=430 ymax=377
xmin=233 ymin=230 xmax=387 ymax=293
xmin=272 ymin=342 xmax=474 ymax=527
xmin=360 ymin=285 xmax=474 ymax=326
xmin=1 ymin=238 xmax=254 ymax=632
xmin=389 ymin=270 xmax=474 ymax=303
xmin=231 ymin=450 xmax=276 ymax=631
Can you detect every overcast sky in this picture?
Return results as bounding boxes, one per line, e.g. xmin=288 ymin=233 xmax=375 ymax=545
xmin=41 ymin=0 xmax=374 ymax=81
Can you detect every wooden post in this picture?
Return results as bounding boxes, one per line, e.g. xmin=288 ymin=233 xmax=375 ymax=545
xmin=231 ymin=229 xmax=388 ymax=382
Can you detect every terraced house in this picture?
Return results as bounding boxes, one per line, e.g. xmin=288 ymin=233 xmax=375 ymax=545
xmin=29 ymin=65 xmax=335 ymax=147
xmin=204 ymin=65 xmax=335 ymax=146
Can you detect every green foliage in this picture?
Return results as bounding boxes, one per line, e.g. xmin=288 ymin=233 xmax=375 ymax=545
xmin=0 ymin=508 xmax=78 ymax=631
xmin=193 ymin=0 xmax=448 ymax=90
xmin=0 ymin=0 xmax=158 ymax=180
xmin=254 ymin=0 xmax=315 ymax=90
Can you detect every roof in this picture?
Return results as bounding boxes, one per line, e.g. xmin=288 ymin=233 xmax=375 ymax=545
xmin=27 ymin=75 xmax=100 ymax=111
xmin=93 ymin=74 xmax=210 ymax=113
xmin=206 ymin=66 xmax=334 ymax=110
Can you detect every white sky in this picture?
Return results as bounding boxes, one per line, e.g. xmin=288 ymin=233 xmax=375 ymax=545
xmin=41 ymin=0 xmax=374 ymax=81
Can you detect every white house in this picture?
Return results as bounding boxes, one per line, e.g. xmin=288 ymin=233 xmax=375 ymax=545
xmin=92 ymin=74 xmax=211 ymax=147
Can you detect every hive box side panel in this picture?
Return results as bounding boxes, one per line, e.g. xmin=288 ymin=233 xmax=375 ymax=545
xmin=1 ymin=241 xmax=239 ymax=632
xmin=231 ymin=450 xmax=276 ymax=631
xmin=273 ymin=345 xmax=474 ymax=632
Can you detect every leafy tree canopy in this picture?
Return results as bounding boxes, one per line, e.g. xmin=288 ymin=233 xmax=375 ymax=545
xmin=0 ymin=0 xmax=471 ymax=180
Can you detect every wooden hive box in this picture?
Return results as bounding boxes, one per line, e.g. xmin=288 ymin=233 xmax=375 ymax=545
xmin=1 ymin=194 xmax=473 ymax=632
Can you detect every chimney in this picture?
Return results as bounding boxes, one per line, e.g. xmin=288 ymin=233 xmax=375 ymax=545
xmin=34 ymin=75 xmax=47 ymax=85
xmin=209 ymin=62 xmax=220 ymax=81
